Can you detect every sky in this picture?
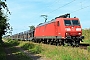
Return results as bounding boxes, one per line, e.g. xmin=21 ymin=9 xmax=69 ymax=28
xmin=6 ymin=0 xmax=90 ymax=35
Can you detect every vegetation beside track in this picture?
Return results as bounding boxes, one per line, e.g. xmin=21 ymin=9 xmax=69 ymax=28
xmin=42 ymin=44 xmax=90 ymax=60
xmin=3 ymin=39 xmax=32 ymax=60
xmin=4 ymin=39 xmax=90 ymax=60
xmin=19 ymin=41 xmax=90 ymax=60
xmin=18 ymin=41 xmax=43 ymax=54
xmin=82 ymin=29 xmax=90 ymax=43
xmin=87 ymin=46 xmax=90 ymax=52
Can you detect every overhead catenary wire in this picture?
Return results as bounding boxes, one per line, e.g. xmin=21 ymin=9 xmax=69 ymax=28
xmin=70 ymin=5 xmax=90 ymax=14
xmin=30 ymin=0 xmax=62 ymax=23
xmin=47 ymin=0 xmax=90 ymax=16
xmin=47 ymin=0 xmax=76 ymax=14
xmin=39 ymin=0 xmax=60 ymax=15
xmin=40 ymin=0 xmax=61 ymax=12
xmin=35 ymin=0 xmax=90 ymax=24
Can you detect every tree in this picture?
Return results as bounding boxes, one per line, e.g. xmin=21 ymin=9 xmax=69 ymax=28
xmin=0 ymin=0 xmax=10 ymax=43
xmin=0 ymin=0 xmax=10 ymax=14
xmin=29 ymin=25 xmax=35 ymax=31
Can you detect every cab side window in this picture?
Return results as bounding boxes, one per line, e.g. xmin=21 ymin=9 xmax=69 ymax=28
xmin=57 ymin=21 xmax=60 ymax=26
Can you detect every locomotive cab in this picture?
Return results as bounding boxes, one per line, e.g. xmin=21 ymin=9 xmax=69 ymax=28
xmin=62 ymin=16 xmax=84 ymax=46
xmin=64 ymin=19 xmax=84 ymax=39
xmin=55 ymin=14 xmax=84 ymax=46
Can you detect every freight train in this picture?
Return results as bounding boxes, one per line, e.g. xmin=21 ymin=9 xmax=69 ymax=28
xmin=10 ymin=14 xmax=84 ymax=46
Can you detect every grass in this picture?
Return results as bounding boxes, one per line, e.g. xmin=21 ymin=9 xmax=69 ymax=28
xmin=41 ymin=45 xmax=90 ymax=60
xmin=18 ymin=41 xmax=43 ymax=54
xmin=18 ymin=41 xmax=35 ymax=50
xmin=6 ymin=39 xmax=19 ymax=46
xmin=83 ymin=39 xmax=90 ymax=44
xmin=30 ymin=44 xmax=42 ymax=54
xmin=87 ymin=46 xmax=90 ymax=52
xmin=17 ymin=41 xmax=90 ymax=60
xmin=82 ymin=29 xmax=90 ymax=44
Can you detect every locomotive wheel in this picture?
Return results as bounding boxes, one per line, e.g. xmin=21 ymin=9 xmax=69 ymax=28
xmin=47 ymin=39 xmax=51 ymax=44
xmin=72 ymin=41 xmax=75 ymax=47
xmin=34 ymin=39 xmax=37 ymax=43
xmin=61 ymin=40 xmax=65 ymax=46
xmin=56 ymin=39 xmax=60 ymax=46
xmin=56 ymin=42 xmax=59 ymax=46
xmin=44 ymin=39 xmax=47 ymax=44
xmin=47 ymin=39 xmax=49 ymax=44
xmin=75 ymin=41 xmax=80 ymax=47
xmin=72 ymin=40 xmax=80 ymax=47
xmin=39 ymin=39 xmax=41 ymax=43
xmin=67 ymin=42 xmax=71 ymax=46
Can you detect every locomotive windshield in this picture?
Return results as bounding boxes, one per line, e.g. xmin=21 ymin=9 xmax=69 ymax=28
xmin=64 ymin=20 xmax=71 ymax=26
xmin=64 ymin=20 xmax=80 ymax=26
xmin=72 ymin=20 xmax=80 ymax=26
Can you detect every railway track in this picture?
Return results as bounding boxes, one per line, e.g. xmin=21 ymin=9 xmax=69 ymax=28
xmin=45 ymin=42 xmax=90 ymax=50
xmin=79 ymin=43 xmax=90 ymax=49
xmin=18 ymin=40 xmax=90 ymax=50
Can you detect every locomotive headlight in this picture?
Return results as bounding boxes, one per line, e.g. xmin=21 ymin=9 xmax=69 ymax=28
xmin=65 ymin=28 xmax=71 ymax=31
xmin=78 ymin=33 xmax=81 ymax=35
xmin=76 ymin=28 xmax=81 ymax=31
xmin=66 ymin=32 xmax=70 ymax=36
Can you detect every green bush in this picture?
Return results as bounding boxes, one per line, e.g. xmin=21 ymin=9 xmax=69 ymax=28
xmin=21 ymin=43 xmax=35 ymax=50
xmin=7 ymin=39 xmax=19 ymax=46
xmin=30 ymin=45 xmax=42 ymax=54
xmin=19 ymin=42 xmax=43 ymax=54
xmin=4 ymin=39 xmax=19 ymax=47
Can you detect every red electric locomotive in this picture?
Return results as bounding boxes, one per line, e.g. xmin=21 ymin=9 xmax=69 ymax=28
xmin=34 ymin=14 xmax=84 ymax=46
